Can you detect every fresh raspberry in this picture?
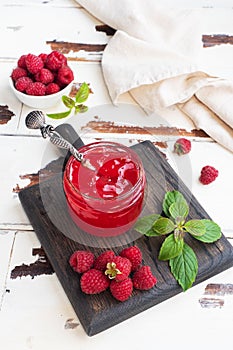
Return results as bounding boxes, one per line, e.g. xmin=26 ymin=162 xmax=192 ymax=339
xmin=17 ymin=54 xmax=27 ymax=69
xmin=38 ymin=53 xmax=48 ymax=64
xmin=11 ymin=67 xmax=27 ymax=81
xmin=120 ymin=246 xmax=142 ymax=271
xmin=132 ymin=266 xmax=157 ymax=290
xmin=25 ymin=53 xmax=44 ymax=74
xmin=199 ymin=165 xmax=219 ymax=185
xmin=25 ymin=82 xmax=46 ymax=96
xmin=35 ymin=68 xmax=54 ymax=84
xmin=105 ymin=256 xmax=132 ymax=282
xmin=174 ymin=138 xmax=191 ymax=155
xmin=69 ymin=250 xmax=95 ymax=273
xmin=80 ymin=269 xmax=110 ymax=294
xmin=57 ymin=66 xmax=74 ymax=86
xmin=110 ymin=277 xmax=133 ymax=301
xmin=93 ymin=250 xmax=115 ymax=271
xmin=45 ymin=50 xmax=67 ymax=71
xmin=46 ymin=83 xmax=60 ymax=95
xmin=15 ymin=77 xmax=33 ymax=92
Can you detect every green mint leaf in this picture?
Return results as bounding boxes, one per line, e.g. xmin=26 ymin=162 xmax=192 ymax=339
xmin=158 ymin=233 xmax=184 ymax=260
xmin=169 ymin=197 xmax=189 ymax=221
xmin=144 ymin=228 xmax=161 ymax=237
xmin=184 ymin=220 xmax=206 ymax=237
xmin=134 ymin=214 xmax=160 ymax=236
xmin=193 ymin=219 xmax=222 ymax=243
xmin=75 ymin=104 xmax=88 ymax=114
xmin=169 ymin=243 xmax=198 ymax=291
xmin=153 ymin=217 xmax=176 ymax=235
xmin=163 ymin=190 xmax=186 ymax=217
xmin=62 ymin=95 xmax=75 ymax=109
xmin=75 ymin=82 xmax=90 ymax=103
xmin=46 ymin=110 xmax=71 ymax=119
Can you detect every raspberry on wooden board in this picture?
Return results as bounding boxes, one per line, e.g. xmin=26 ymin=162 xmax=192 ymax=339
xmin=69 ymin=250 xmax=95 ymax=274
xmin=93 ymin=250 xmax=115 ymax=271
xmin=110 ymin=278 xmax=133 ymax=301
xmin=69 ymin=246 xmax=158 ymax=302
xmin=80 ymin=269 xmax=110 ymax=294
xmin=105 ymin=256 xmax=132 ymax=282
xmin=132 ymin=266 xmax=157 ymax=290
xmin=120 ymin=246 xmax=142 ymax=271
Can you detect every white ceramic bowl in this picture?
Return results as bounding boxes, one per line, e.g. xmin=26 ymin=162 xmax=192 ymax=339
xmin=9 ymin=78 xmax=73 ymax=109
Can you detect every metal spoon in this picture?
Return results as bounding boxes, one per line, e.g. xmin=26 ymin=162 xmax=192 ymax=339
xmin=25 ymin=110 xmax=96 ymax=171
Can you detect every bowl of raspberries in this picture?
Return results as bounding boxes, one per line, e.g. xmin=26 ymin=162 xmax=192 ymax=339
xmin=9 ymin=50 xmax=74 ymax=108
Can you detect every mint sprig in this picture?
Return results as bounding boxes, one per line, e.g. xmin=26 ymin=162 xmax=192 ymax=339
xmin=134 ymin=190 xmax=222 ymax=291
xmin=47 ymin=82 xmax=90 ymax=119
xmin=170 ymin=243 xmax=198 ymax=291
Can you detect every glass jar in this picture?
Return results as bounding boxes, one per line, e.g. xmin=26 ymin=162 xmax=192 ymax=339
xmin=63 ymin=141 xmax=146 ymax=237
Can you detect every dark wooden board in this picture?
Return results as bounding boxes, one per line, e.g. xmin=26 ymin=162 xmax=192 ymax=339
xmin=19 ymin=135 xmax=233 ymax=336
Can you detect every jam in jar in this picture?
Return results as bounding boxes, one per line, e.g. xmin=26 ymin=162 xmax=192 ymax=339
xmin=63 ymin=141 xmax=146 ymax=236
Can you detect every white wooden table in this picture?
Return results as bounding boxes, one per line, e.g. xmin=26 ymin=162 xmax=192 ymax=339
xmin=0 ymin=1 xmax=232 ymax=349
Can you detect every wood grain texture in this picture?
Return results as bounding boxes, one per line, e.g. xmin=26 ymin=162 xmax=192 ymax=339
xmin=82 ymin=120 xmax=208 ymax=137
xmin=203 ymin=34 xmax=233 ymax=47
xmin=94 ymin=25 xmax=233 ymax=48
xmin=0 ymin=105 xmax=15 ymax=124
xmin=18 ymin=130 xmax=233 ymax=336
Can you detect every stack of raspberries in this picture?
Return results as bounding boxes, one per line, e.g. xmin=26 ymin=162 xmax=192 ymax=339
xmin=11 ymin=50 xmax=74 ymax=96
xmin=69 ymin=246 xmax=157 ymax=302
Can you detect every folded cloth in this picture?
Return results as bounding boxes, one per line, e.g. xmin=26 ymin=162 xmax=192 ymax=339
xmin=77 ymin=0 xmax=233 ymax=152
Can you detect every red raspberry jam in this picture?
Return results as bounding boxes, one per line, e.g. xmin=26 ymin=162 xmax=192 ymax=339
xmin=63 ymin=142 xmax=146 ymax=236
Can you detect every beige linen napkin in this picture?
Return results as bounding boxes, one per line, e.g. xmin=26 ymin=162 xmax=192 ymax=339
xmin=77 ymin=0 xmax=233 ymax=152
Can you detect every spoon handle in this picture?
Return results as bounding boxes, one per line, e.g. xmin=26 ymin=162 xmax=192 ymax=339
xmin=25 ymin=110 xmax=95 ymax=171
xmin=49 ymin=131 xmax=83 ymax=162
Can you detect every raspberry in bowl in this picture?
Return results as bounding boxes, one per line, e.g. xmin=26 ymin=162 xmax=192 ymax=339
xmin=9 ymin=51 xmax=74 ymax=108
xmin=63 ymin=141 xmax=146 ymax=237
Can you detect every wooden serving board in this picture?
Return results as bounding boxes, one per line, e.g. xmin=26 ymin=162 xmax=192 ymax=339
xmin=19 ymin=126 xmax=233 ymax=336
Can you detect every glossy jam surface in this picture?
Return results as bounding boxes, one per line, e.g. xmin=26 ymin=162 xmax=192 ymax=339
xmin=63 ymin=142 xmax=146 ymax=237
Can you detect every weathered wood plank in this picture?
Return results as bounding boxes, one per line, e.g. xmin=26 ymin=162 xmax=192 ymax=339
xmin=81 ymin=120 xmax=208 ymax=138
xmin=203 ymin=34 xmax=233 ymax=47
xmin=10 ymin=247 xmax=54 ymax=279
